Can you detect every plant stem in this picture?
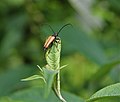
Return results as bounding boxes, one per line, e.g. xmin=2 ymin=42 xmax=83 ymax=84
xmin=53 ymin=71 xmax=67 ymax=102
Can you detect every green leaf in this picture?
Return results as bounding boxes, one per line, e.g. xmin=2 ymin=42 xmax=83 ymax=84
xmin=87 ymin=83 xmax=120 ymax=102
xmin=21 ymin=75 xmax=46 ymax=83
xmin=45 ymin=37 xmax=61 ymax=70
xmin=10 ymin=87 xmax=84 ymax=102
xmin=37 ymin=65 xmax=43 ymax=73
xmin=58 ymin=64 xmax=68 ymax=70
xmin=43 ymin=68 xmax=58 ymax=97
xmin=0 ymin=65 xmax=35 ymax=96
xmin=91 ymin=60 xmax=120 ymax=81
xmin=0 ymin=97 xmax=23 ymax=102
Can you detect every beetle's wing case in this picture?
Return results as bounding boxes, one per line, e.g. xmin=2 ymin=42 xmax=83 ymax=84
xmin=44 ymin=36 xmax=52 ymax=47
xmin=44 ymin=35 xmax=55 ymax=49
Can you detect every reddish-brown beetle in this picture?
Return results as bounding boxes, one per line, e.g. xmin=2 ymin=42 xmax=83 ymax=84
xmin=44 ymin=24 xmax=71 ymax=50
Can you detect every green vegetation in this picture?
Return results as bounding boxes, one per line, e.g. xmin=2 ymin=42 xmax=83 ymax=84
xmin=0 ymin=0 xmax=120 ymax=102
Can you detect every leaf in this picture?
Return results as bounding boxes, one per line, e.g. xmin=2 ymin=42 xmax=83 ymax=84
xmin=37 ymin=65 xmax=43 ymax=72
xmin=0 ymin=97 xmax=23 ymax=102
xmin=0 ymin=65 xmax=35 ymax=96
xmin=21 ymin=75 xmax=46 ymax=83
xmin=10 ymin=87 xmax=85 ymax=102
xmin=91 ymin=60 xmax=120 ymax=81
xmin=43 ymin=68 xmax=58 ymax=97
xmin=58 ymin=64 xmax=68 ymax=70
xmin=87 ymin=83 xmax=120 ymax=102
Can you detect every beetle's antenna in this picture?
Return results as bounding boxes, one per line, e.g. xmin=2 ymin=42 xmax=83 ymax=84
xmin=57 ymin=23 xmax=72 ymax=36
xmin=43 ymin=24 xmax=55 ymax=34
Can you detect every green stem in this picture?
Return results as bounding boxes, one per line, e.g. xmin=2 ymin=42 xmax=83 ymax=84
xmin=53 ymin=71 xmax=67 ymax=102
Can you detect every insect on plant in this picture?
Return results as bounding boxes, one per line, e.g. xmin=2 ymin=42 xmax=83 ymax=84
xmin=43 ymin=24 xmax=72 ymax=102
xmin=22 ymin=24 xmax=72 ymax=102
xmin=44 ymin=24 xmax=72 ymax=50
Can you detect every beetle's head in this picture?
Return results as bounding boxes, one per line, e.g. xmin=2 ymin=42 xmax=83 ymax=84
xmin=53 ymin=33 xmax=58 ymax=37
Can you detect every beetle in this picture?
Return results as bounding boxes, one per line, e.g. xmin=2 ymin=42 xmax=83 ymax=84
xmin=44 ymin=24 xmax=72 ymax=50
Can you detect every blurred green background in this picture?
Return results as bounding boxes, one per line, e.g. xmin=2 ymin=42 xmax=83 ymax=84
xmin=0 ymin=0 xmax=120 ymax=102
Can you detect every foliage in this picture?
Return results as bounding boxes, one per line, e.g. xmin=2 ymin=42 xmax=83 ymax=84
xmin=87 ymin=83 xmax=120 ymax=102
xmin=0 ymin=0 xmax=120 ymax=102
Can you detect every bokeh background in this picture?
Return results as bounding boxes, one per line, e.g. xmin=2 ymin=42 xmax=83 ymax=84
xmin=0 ymin=0 xmax=120 ymax=102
